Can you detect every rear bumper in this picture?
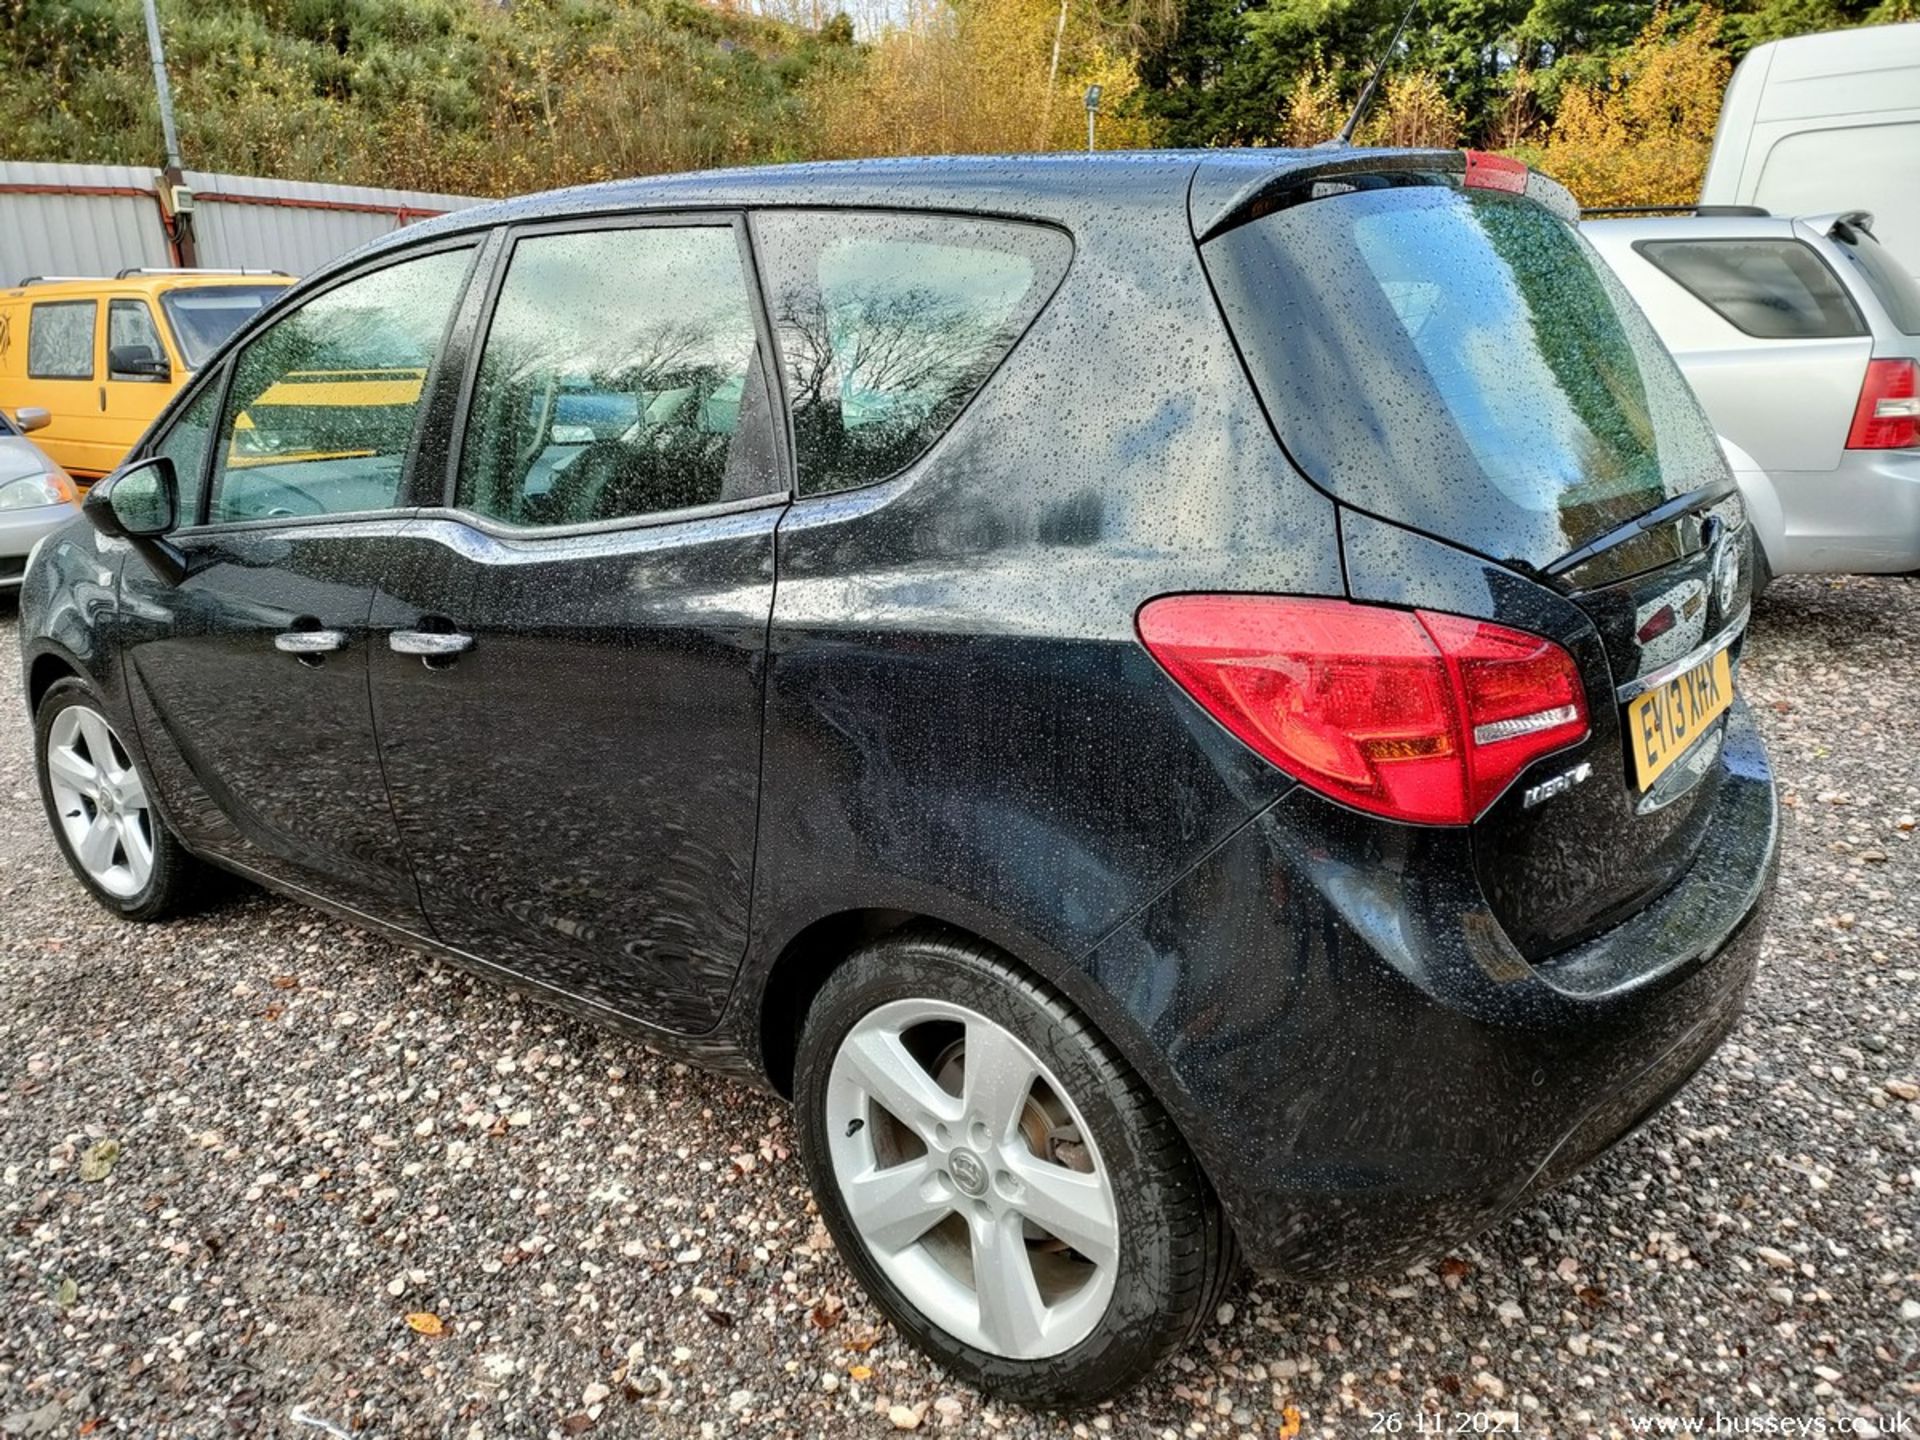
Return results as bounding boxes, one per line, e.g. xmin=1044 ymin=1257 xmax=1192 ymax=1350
xmin=1763 ymin=450 xmax=1920 ymax=574
xmin=1081 ymin=699 xmax=1778 ymax=1278
xmin=0 ymin=504 xmax=75 ymax=589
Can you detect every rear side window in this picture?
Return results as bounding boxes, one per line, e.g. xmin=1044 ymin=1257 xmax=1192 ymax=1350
xmin=1829 ymin=222 xmax=1920 ymax=336
xmin=1203 ymin=177 xmax=1725 ymax=571
xmin=1636 ymin=239 xmax=1864 ymax=339
xmin=28 ymin=301 xmax=95 ymax=379
xmin=457 ymin=225 xmax=772 ymax=528
xmin=754 ymin=211 xmax=1070 ymax=496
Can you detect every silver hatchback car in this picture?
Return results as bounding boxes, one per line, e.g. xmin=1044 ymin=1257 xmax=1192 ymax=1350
xmin=1585 ymin=210 xmax=1920 ymax=586
xmin=0 ymin=406 xmax=80 ymax=596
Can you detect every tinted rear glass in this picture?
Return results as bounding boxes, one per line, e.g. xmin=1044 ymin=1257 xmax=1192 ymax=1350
xmin=1203 ymin=177 xmax=1726 ymax=571
xmin=1637 ymin=238 xmax=1865 ymax=339
xmin=1830 ymin=222 xmax=1920 ymax=335
xmin=754 ymin=211 xmax=1071 ymax=496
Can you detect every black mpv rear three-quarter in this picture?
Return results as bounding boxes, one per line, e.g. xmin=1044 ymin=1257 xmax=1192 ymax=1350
xmin=18 ymin=149 xmax=1777 ymax=1408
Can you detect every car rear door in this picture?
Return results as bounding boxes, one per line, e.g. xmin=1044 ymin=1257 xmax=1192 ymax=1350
xmin=1197 ymin=159 xmax=1757 ymax=958
xmin=368 ymin=215 xmax=786 ymax=1032
xmin=117 ymin=239 xmax=484 ymax=928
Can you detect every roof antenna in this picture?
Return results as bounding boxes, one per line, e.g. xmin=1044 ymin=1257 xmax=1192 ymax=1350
xmin=1325 ymin=0 xmax=1421 ymax=148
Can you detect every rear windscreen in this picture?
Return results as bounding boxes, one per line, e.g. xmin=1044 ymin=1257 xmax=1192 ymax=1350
xmin=1203 ymin=177 xmax=1727 ymax=571
xmin=1830 ymin=222 xmax=1920 ymax=336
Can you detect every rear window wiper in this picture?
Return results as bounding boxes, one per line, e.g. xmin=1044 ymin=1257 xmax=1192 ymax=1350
xmin=1544 ymin=476 xmax=1739 ymax=579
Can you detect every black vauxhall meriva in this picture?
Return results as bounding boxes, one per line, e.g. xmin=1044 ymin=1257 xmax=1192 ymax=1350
xmin=18 ymin=148 xmax=1778 ymax=1405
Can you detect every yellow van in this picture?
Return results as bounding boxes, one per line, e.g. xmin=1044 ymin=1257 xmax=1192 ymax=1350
xmin=0 ymin=269 xmax=293 ymax=481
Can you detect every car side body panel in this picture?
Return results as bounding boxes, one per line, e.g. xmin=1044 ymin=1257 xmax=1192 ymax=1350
xmin=18 ymin=514 xmax=127 ymax=715
xmin=722 ymin=160 xmax=1344 ymax=1058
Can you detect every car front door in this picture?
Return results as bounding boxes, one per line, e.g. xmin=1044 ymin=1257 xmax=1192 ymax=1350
xmin=369 ymin=217 xmax=786 ymax=1031
xmin=117 ymin=240 xmax=485 ymax=927
xmin=102 ymin=298 xmax=178 ymax=470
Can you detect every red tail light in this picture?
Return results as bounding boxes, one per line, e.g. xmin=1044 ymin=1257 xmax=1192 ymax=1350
xmin=1847 ymin=357 xmax=1920 ymax=449
xmin=1137 ymin=596 xmax=1589 ymax=825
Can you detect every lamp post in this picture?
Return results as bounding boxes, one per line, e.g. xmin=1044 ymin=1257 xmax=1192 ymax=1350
xmin=142 ymin=0 xmax=184 ymax=170
xmin=141 ymin=0 xmax=197 ymax=266
xmin=1084 ymin=83 xmax=1102 ymax=152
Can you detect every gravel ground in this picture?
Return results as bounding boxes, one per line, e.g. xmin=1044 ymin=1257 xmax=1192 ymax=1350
xmin=1 ymin=576 xmax=1916 ymax=1440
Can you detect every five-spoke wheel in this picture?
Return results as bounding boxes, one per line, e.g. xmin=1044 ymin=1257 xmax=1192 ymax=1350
xmin=44 ymin=702 xmax=155 ymax=898
xmin=825 ymin=997 xmax=1120 ymax=1358
xmin=34 ymin=677 xmax=204 ymax=920
xmin=796 ymin=929 xmax=1237 ymax=1408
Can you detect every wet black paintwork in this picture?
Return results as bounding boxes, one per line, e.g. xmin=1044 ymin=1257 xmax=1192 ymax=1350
xmin=370 ymin=508 xmax=779 ymax=1031
xmin=16 ymin=151 xmax=1780 ymax=1277
xmin=1081 ymin=700 xmax=1775 ymax=1276
xmin=118 ymin=519 xmax=426 ymax=924
xmin=1340 ymin=507 xmax=1750 ymax=959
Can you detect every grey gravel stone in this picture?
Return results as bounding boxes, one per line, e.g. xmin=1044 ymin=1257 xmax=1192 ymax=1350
xmin=2 ymin=574 xmax=1916 ymax=1435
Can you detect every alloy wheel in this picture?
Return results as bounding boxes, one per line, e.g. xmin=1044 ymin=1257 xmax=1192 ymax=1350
xmin=824 ymin=998 xmax=1120 ymax=1359
xmin=45 ymin=705 xmax=155 ymax=899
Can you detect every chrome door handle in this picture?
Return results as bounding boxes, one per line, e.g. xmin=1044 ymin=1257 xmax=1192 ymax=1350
xmin=274 ymin=629 xmax=348 ymax=655
xmin=389 ymin=630 xmax=474 ymax=658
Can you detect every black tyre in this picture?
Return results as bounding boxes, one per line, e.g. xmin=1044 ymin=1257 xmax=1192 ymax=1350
xmin=793 ymin=927 xmax=1237 ymax=1407
xmin=34 ymin=677 xmax=206 ymax=921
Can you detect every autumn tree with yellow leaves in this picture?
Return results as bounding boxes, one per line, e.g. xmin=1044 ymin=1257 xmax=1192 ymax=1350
xmin=1531 ymin=8 xmax=1733 ymax=208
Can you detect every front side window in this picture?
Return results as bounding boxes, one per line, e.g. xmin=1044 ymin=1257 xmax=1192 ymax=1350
xmin=754 ymin=211 xmax=1071 ymax=496
xmin=207 ymin=248 xmax=473 ymax=525
xmin=109 ymin=300 xmax=167 ymax=377
xmin=457 ymin=226 xmax=770 ymax=528
xmin=28 ymin=301 xmax=95 ymax=380
xmin=156 ymin=382 xmax=221 ymax=525
xmin=1637 ymin=239 xmax=1864 ymax=340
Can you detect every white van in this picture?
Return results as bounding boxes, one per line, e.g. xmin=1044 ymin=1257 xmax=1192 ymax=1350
xmin=1700 ymin=22 xmax=1920 ymax=283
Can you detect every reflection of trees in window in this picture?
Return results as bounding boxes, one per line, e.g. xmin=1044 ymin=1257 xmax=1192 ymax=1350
xmin=779 ymin=285 xmax=1014 ymax=495
xmin=757 ymin=213 xmax=1070 ymax=497
xmin=463 ymin=296 xmax=755 ymax=524
xmin=1476 ymin=197 xmax=1666 ymax=543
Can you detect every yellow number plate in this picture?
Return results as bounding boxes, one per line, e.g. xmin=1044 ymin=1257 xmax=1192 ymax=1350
xmin=1626 ymin=649 xmax=1734 ymax=790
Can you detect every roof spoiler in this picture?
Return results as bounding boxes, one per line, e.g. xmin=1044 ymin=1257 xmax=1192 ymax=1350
xmin=1191 ymin=150 xmax=1578 ymax=242
xmin=1828 ymin=210 xmax=1876 ymax=239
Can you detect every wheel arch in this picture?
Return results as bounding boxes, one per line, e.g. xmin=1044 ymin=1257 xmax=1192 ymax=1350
xmin=755 ymin=906 xmax=924 ymax=1097
xmin=26 ymin=646 xmax=82 ymax=715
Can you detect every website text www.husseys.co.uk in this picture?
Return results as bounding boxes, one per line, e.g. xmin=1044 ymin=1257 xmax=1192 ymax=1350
xmin=1627 ymin=1414 xmax=1912 ymax=1436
